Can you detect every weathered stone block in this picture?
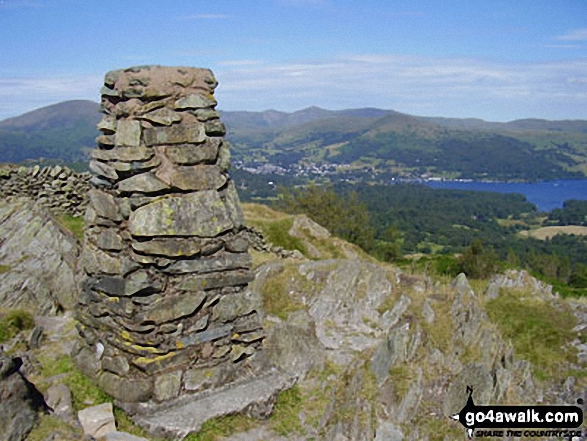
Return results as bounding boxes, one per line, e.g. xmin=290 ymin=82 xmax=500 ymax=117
xmin=143 ymin=123 xmax=206 ymax=146
xmin=98 ymin=371 xmax=153 ymax=403
xmin=96 ymin=228 xmax=123 ymax=251
xmin=78 ymin=402 xmax=116 ymax=439
xmin=212 ymin=289 xmax=261 ymax=323
xmin=164 ymin=140 xmax=220 ymax=165
xmin=154 ymin=371 xmax=183 ymax=402
xmin=156 ymin=164 xmax=226 ymax=191
xmin=102 ymin=355 xmax=130 ymax=376
xmin=174 ymin=93 xmax=217 ymax=110
xmin=118 ymin=173 xmax=168 ymax=194
xmin=138 ymin=107 xmax=182 ymax=126
xmin=222 ymin=181 xmax=245 ymax=228
xmin=90 ymin=160 xmax=118 ymax=180
xmin=163 ymin=252 xmax=252 ymax=275
xmin=81 ymin=244 xmax=122 ymax=275
xmin=129 ymin=191 xmax=233 ymax=237
xmin=91 ymin=146 xmax=154 ymax=162
xmin=125 ymin=270 xmax=161 ymax=296
xmin=88 ymin=189 xmax=120 ymax=221
xmin=131 ymin=237 xmax=205 ymax=257
xmin=178 ymin=323 xmax=232 ymax=347
xmin=184 ymin=367 xmax=220 ymax=392
xmin=145 ymin=291 xmax=207 ymax=324
xmin=115 ymin=120 xmax=142 ymax=147
xmin=178 ymin=270 xmax=255 ymax=291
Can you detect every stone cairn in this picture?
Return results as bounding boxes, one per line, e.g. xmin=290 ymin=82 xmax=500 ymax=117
xmin=0 ymin=164 xmax=90 ymax=217
xmin=73 ymin=66 xmax=264 ymax=405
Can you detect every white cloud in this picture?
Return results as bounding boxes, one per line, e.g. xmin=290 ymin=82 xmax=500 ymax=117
xmin=555 ymin=28 xmax=587 ymax=41
xmin=543 ymin=44 xmax=580 ymax=49
xmin=0 ymin=75 xmax=100 ymax=120
xmin=214 ymin=54 xmax=587 ymax=121
xmin=218 ymin=60 xmax=264 ymax=67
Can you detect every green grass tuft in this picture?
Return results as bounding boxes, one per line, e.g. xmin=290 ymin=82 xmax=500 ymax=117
xmin=56 ymin=214 xmax=85 ymax=241
xmin=0 ymin=309 xmax=35 ymax=343
xmin=249 ymin=217 xmax=307 ymax=256
xmin=0 ymin=264 xmax=11 ymax=274
xmin=269 ymin=385 xmax=304 ymax=435
xmin=486 ymin=289 xmax=577 ymax=380
xmin=39 ymin=355 xmax=110 ymax=411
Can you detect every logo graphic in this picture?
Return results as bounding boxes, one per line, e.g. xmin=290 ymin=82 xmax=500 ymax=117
xmin=451 ymin=386 xmax=584 ymax=439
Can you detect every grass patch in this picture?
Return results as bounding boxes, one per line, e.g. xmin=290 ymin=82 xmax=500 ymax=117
xmin=260 ymin=263 xmax=312 ymax=320
xmin=0 ymin=264 xmax=11 ymax=274
xmin=56 ymin=214 xmax=84 ymax=241
xmin=389 ymin=365 xmax=415 ymax=402
xmin=269 ymin=385 xmax=304 ymax=435
xmin=26 ymin=413 xmax=82 ymax=441
xmin=0 ymin=308 xmax=35 ymax=343
xmin=420 ymin=292 xmax=455 ymax=354
xmin=185 ymin=413 xmax=257 ymax=441
xmin=486 ymin=289 xmax=577 ymax=380
xmin=39 ymin=355 xmax=110 ymax=411
xmin=248 ymin=217 xmax=307 ymax=256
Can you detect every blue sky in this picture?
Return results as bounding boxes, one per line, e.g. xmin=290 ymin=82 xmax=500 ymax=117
xmin=0 ymin=0 xmax=586 ymax=121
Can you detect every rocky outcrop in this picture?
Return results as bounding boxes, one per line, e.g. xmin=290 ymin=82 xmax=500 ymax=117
xmin=0 ymin=164 xmax=90 ymax=217
xmin=74 ymin=66 xmax=270 ymax=432
xmin=0 ymin=198 xmax=80 ymax=313
xmin=0 ymin=351 xmax=49 ymax=441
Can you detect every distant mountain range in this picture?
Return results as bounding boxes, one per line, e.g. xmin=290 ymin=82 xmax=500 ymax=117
xmin=1 ymin=100 xmax=587 ymax=181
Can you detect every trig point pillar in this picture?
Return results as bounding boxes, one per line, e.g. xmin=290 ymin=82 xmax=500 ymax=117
xmin=73 ymin=66 xmax=263 ymax=405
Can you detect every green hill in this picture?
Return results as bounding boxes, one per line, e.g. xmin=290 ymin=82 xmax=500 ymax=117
xmin=0 ymin=100 xmax=100 ymax=164
xmin=1 ymin=100 xmax=586 ymax=181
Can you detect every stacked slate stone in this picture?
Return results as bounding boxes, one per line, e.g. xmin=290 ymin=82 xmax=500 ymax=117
xmin=73 ymin=66 xmax=263 ymax=405
xmin=0 ymin=164 xmax=90 ymax=217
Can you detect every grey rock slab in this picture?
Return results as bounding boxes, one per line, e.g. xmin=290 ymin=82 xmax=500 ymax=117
xmin=118 ymin=173 xmax=168 ymax=194
xmin=98 ymin=371 xmax=153 ymax=403
xmin=174 ymin=93 xmax=217 ymax=110
xmin=115 ymin=120 xmax=141 ymax=147
xmin=96 ymin=228 xmax=124 ymax=252
xmin=145 ymin=291 xmax=207 ymax=324
xmin=131 ymin=237 xmax=204 ymax=257
xmin=129 ymin=371 xmax=293 ymax=439
xmin=129 ymin=191 xmax=233 ymax=238
xmin=163 ymin=252 xmax=252 ymax=275
xmin=222 ymin=181 xmax=245 ymax=228
xmin=90 ymin=160 xmax=118 ymax=180
xmin=89 ymin=189 xmax=120 ymax=221
xmin=157 ymin=164 xmax=227 ymax=191
xmin=164 ymin=140 xmax=220 ymax=165
xmin=153 ymin=371 xmax=182 ymax=402
xmin=78 ymin=402 xmax=117 ymax=439
xmin=178 ymin=269 xmax=255 ymax=291
xmin=138 ymin=107 xmax=182 ymax=126
xmin=0 ymin=199 xmax=80 ymax=312
xmin=45 ymin=383 xmax=75 ymax=423
xmin=0 ymin=352 xmax=44 ymax=441
xmin=91 ymin=146 xmax=154 ymax=162
xmin=143 ymin=122 xmax=206 ymax=146
xmin=97 ymin=115 xmax=117 ymax=133
xmin=212 ymin=288 xmax=262 ymax=323
xmin=374 ymin=422 xmax=404 ymax=441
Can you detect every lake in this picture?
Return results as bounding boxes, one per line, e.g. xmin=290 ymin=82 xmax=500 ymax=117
xmin=424 ymin=179 xmax=587 ymax=212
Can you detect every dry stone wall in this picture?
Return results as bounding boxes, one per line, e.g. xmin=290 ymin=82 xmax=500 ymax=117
xmin=0 ymin=164 xmax=90 ymax=217
xmin=73 ymin=66 xmax=264 ymax=405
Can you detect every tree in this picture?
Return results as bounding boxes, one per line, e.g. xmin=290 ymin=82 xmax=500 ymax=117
xmin=275 ymin=184 xmax=375 ymax=252
xmin=459 ymin=239 xmax=500 ymax=279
